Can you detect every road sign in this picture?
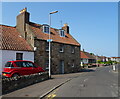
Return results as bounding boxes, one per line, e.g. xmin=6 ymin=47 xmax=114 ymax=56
xmin=47 ymin=39 xmax=53 ymax=42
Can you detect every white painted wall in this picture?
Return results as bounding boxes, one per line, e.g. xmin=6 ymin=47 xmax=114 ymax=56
xmin=81 ymin=59 xmax=88 ymax=64
xmin=0 ymin=50 xmax=34 ymax=73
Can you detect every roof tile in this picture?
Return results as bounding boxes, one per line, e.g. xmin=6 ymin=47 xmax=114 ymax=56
xmin=29 ymin=22 xmax=80 ymax=46
xmin=0 ymin=25 xmax=33 ymax=51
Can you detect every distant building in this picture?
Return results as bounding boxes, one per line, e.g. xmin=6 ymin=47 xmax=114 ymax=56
xmin=110 ymin=57 xmax=120 ymax=62
xmin=95 ymin=55 xmax=109 ymax=62
xmin=80 ymin=50 xmax=96 ymax=66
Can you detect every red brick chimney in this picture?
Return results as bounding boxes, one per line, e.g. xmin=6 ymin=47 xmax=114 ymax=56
xmin=62 ymin=23 xmax=69 ymax=34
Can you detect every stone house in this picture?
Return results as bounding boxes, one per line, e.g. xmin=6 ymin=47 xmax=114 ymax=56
xmin=15 ymin=8 xmax=81 ymax=74
xmin=0 ymin=25 xmax=34 ymax=73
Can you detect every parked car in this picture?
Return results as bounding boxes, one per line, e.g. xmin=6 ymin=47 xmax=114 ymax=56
xmin=2 ymin=60 xmax=45 ymax=78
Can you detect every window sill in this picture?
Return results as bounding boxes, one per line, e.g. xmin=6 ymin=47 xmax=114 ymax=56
xmin=59 ymin=51 xmax=64 ymax=53
xmin=46 ymin=50 xmax=49 ymax=52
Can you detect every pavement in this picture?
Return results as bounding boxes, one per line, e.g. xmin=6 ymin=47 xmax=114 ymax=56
xmin=2 ymin=68 xmax=95 ymax=99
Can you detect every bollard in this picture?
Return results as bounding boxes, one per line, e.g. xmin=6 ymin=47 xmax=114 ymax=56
xmin=113 ymin=64 xmax=116 ymax=71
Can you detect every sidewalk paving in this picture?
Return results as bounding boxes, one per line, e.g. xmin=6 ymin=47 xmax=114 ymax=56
xmin=2 ymin=72 xmax=85 ymax=98
xmin=2 ymin=67 xmax=97 ymax=98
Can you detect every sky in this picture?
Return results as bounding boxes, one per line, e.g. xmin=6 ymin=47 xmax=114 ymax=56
xmin=1 ymin=2 xmax=118 ymax=57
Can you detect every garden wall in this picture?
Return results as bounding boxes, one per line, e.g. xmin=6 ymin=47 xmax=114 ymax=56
xmin=2 ymin=72 xmax=49 ymax=94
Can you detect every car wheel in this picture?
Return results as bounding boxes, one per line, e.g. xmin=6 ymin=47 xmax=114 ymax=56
xmin=12 ymin=74 xmax=19 ymax=77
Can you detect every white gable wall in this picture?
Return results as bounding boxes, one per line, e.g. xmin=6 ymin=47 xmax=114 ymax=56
xmin=81 ymin=58 xmax=88 ymax=64
xmin=0 ymin=50 xmax=34 ymax=73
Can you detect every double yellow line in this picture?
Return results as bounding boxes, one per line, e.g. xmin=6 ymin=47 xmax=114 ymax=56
xmin=46 ymin=94 xmax=56 ymax=99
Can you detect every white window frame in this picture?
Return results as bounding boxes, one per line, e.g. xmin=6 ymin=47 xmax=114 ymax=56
xmin=71 ymin=46 xmax=75 ymax=53
xmin=71 ymin=60 xmax=75 ymax=67
xmin=45 ymin=60 xmax=49 ymax=70
xmin=43 ymin=25 xmax=50 ymax=34
xmin=59 ymin=29 xmax=65 ymax=37
xmin=45 ymin=42 xmax=49 ymax=51
xmin=59 ymin=44 xmax=64 ymax=52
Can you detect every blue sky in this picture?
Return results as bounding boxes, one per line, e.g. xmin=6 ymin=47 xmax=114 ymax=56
xmin=1 ymin=2 xmax=118 ymax=57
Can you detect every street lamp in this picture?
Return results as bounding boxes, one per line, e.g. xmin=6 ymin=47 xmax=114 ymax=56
xmin=48 ymin=11 xmax=58 ymax=79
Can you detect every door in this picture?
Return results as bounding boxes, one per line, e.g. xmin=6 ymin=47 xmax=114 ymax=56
xmin=59 ymin=60 xmax=64 ymax=74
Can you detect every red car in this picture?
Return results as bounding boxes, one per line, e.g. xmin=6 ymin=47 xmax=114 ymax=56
xmin=2 ymin=60 xmax=45 ymax=78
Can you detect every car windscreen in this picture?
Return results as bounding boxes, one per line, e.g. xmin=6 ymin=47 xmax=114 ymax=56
xmin=5 ymin=62 xmax=13 ymax=67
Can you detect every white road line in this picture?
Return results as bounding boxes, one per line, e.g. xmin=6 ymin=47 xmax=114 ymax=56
xmin=84 ymin=78 xmax=88 ymax=82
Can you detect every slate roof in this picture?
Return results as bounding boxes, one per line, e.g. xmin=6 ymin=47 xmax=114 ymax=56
xmin=29 ymin=22 xmax=80 ymax=46
xmin=0 ymin=25 xmax=33 ymax=51
xmin=80 ymin=51 xmax=96 ymax=59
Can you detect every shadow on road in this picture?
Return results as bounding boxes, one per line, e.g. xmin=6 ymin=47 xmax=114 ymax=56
xmin=80 ymin=68 xmax=95 ymax=72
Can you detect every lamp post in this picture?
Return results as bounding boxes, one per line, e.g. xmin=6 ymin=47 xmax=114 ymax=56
xmin=48 ymin=11 xmax=58 ymax=79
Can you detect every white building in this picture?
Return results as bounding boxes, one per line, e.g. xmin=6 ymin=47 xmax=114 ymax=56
xmin=111 ymin=57 xmax=120 ymax=62
xmin=0 ymin=25 xmax=34 ymax=73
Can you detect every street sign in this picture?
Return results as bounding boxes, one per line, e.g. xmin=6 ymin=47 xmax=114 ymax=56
xmin=47 ymin=39 xmax=53 ymax=42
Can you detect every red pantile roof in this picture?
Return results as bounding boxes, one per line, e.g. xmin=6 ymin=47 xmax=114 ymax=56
xmin=80 ymin=51 xmax=96 ymax=59
xmin=29 ymin=22 xmax=80 ymax=46
xmin=0 ymin=25 xmax=33 ymax=51
xmin=111 ymin=57 xmax=120 ymax=58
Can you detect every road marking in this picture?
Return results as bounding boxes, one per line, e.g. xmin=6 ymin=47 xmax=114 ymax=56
xmin=46 ymin=94 xmax=56 ymax=99
xmin=110 ymin=85 xmax=113 ymax=88
xmin=84 ymin=78 xmax=88 ymax=82
xmin=113 ymin=83 xmax=117 ymax=86
xmin=40 ymin=78 xmax=71 ymax=98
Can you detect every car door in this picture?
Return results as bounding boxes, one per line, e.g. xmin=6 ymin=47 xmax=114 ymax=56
xmin=27 ymin=62 xmax=39 ymax=74
xmin=23 ymin=61 xmax=35 ymax=75
xmin=14 ymin=61 xmax=28 ymax=75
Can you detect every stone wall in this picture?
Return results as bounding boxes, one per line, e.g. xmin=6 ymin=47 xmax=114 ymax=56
xmin=2 ymin=72 xmax=49 ymax=94
xmin=34 ymin=39 xmax=81 ymax=74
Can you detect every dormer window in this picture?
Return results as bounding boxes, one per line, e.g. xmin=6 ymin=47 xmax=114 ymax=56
xmin=59 ymin=29 xmax=65 ymax=37
xmin=43 ymin=24 xmax=50 ymax=33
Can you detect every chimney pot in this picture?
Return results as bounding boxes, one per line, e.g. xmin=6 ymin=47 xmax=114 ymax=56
xmin=62 ymin=23 xmax=69 ymax=34
xmin=20 ymin=7 xmax=27 ymax=14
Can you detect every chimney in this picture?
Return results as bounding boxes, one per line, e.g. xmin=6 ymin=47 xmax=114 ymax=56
xmin=16 ymin=8 xmax=30 ymax=38
xmin=62 ymin=23 xmax=69 ymax=34
xmin=83 ymin=49 xmax=85 ymax=52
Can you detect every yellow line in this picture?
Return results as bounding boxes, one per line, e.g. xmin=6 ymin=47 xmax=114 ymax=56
xmin=52 ymin=94 xmax=56 ymax=98
xmin=46 ymin=94 xmax=56 ymax=99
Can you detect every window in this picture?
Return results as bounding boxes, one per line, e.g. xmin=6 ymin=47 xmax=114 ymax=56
xmin=71 ymin=46 xmax=75 ymax=53
xmin=45 ymin=60 xmax=49 ymax=70
xmin=59 ymin=44 xmax=64 ymax=52
xmin=71 ymin=60 xmax=75 ymax=67
xmin=5 ymin=62 xmax=13 ymax=67
xmin=59 ymin=29 xmax=65 ymax=37
xmin=16 ymin=53 xmax=23 ymax=60
xmin=15 ymin=61 xmax=37 ymax=68
xmin=45 ymin=42 xmax=49 ymax=51
xmin=43 ymin=25 xmax=49 ymax=33
xmin=15 ymin=61 xmax=23 ymax=67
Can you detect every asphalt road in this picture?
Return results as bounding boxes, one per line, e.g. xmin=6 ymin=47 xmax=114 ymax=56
xmin=46 ymin=65 xmax=118 ymax=98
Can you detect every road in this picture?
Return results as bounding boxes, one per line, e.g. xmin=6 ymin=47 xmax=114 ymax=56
xmin=45 ymin=65 xmax=118 ymax=98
